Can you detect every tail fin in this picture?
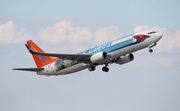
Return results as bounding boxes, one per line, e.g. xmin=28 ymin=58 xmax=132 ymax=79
xmin=26 ymin=40 xmax=59 ymax=68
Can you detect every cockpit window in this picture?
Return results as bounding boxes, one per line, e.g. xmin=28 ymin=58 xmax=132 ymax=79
xmin=148 ymin=31 xmax=156 ymax=34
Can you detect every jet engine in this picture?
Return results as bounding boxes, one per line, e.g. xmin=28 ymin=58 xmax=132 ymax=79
xmin=117 ymin=54 xmax=134 ymax=65
xmin=90 ymin=52 xmax=108 ymax=64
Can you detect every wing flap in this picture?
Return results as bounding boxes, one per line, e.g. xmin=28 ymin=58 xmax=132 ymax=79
xmin=12 ymin=68 xmax=44 ymax=72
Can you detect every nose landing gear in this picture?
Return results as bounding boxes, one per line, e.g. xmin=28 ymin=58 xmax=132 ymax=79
xmin=149 ymin=49 xmax=153 ymax=53
xmin=149 ymin=43 xmax=156 ymax=53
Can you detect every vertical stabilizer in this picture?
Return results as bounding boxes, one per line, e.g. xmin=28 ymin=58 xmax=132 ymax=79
xmin=26 ymin=40 xmax=59 ymax=68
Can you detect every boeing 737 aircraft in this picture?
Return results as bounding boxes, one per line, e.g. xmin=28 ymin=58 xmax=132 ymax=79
xmin=13 ymin=31 xmax=163 ymax=76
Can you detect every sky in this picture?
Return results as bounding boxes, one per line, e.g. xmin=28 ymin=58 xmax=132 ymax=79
xmin=0 ymin=0 xmax=180 ymax=111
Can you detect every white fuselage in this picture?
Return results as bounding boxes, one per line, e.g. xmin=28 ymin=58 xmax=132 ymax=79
xmin=37 ymin=31 xmax=162 ymax=76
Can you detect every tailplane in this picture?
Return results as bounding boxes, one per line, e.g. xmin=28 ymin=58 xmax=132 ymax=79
xmin=26 ymin=40 xmax=59 ymax=68
xmin=13 ymin=68 xmax=44 ymax=72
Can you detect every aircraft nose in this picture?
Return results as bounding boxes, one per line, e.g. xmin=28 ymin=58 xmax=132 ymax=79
xmin=156 ymin=33 xmax=163 ymax=39
xmin=155 ymin=33 xmax=163 ymax=41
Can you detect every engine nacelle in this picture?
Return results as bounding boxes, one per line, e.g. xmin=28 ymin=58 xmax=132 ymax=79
xmin=117 ymin=54 xmax=134 ymax=65
xmin=90 ymin=52 xmax=108 ymax=64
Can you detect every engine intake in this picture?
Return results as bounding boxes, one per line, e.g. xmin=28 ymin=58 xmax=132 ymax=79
xmin=117 ymin=54 xmax=134 ymax=65
xmin=90 ymin=52 xmax=108 ymax=64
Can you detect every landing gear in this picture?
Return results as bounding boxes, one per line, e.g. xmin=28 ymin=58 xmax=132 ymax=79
xmin=102 ymin=63 xmax=109 ymax=72
xmin=148 ymin=43 xmax=156 ymax=53
xmin=102 ymin=66 xmax=109 ymax=72
xmin=88 ymin=65 xmax=95 ymax=71
xmin=149 ymin=49 xmax=153 ymax=53
xmin=88 ymin=64 xmax=110 ymax=72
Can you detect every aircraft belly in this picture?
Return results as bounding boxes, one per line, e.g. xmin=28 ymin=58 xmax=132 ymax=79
xmin=109 ymin=42 xmax=149 ymax=59
xmin=109 ymin=45 xmax=134 ymax=59
xmin=36 ymin=63 xmax=89 ymax=76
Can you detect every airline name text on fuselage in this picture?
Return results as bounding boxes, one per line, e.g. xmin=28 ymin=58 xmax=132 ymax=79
xmin=79 ymin=36 xmax=134 ymax=54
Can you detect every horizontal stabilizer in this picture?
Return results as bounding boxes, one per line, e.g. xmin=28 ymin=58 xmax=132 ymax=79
xmin=12 ymin=68 xmax=44 ymax=72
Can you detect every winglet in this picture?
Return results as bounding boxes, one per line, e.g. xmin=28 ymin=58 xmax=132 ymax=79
xmin=25 ymin=44 xmax=36 ymax=54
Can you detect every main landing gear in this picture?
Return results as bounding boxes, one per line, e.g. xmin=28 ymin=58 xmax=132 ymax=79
xmin=88 ymin=65 xmax=95 ymax=71
xmin=149 ymin=43 xmax=156 ymax=53
xmin=88 ymin=64 xmax=109 ymax=72
xmin=102 ymin=66 xmax=109 ymax=72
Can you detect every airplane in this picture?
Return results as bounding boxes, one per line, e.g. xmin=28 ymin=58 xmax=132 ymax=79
xmin=13 ymin=31 xmax=163 ymax=76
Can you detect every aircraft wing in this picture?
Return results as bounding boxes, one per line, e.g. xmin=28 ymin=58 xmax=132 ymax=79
xmin=25 ymin=44 xmax=92 ymax=61
xmin=13 ymin=68 xmax=44 ymax=72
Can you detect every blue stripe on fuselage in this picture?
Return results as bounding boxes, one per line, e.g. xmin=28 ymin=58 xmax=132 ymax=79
xmin=78 ymin=33 xmax=135 ymax=55
xmin=54 ymin=34 xmax=136 ymax=73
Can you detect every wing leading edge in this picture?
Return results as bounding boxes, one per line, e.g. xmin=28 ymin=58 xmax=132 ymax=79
xmin=25 ymin=44 xmax=92 ymax=61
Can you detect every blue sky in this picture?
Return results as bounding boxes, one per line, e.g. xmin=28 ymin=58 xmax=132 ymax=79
xmin=1 ymin=0 xmax=180 ymax=111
